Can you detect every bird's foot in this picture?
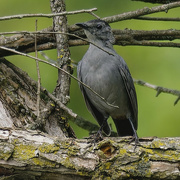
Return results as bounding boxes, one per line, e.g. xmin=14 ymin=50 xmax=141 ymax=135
xmin=128 ymin=134 xmax=140 ymax=151
xmin=87 ymin=130 xmax=104 ymax=144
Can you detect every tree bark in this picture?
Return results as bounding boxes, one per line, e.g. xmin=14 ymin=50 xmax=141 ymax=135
xmin=0 ymin=58 xmax=75 ymax=138
xmin=0 ymin=128 xmax=180 ymax=180
xmin=50 ymin=0 xmax=72 ymax=105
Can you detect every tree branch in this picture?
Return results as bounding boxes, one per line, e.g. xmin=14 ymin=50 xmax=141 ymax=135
xmin=50 ymin=0 xmax=71 ymax=105
xmin=0 ymin=8 xmax=97 ymax=21
xmin=135 ymin=16 xmax=180 ymax=21
xmin=103 ymin=1 xmax=180 ymax=23
xmin=134 ymin=79 xmax=180 ymax=105
xmin=35 ymin=20 xmax=41 ymax=122
xmin=0 ymin=129 xmax=180 ymax=179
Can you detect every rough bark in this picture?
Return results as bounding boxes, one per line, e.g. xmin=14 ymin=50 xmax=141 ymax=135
xmin=0 ymin=58 xmax=75 ymax=138
xmin=0 ymin=129 xmax=180 ymax=180
xmin=50 ymin=0 xmax=72 ymax=105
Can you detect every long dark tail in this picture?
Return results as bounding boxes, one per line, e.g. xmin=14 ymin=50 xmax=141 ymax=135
xmin=113 ymin=118 xmax=134 ymax=136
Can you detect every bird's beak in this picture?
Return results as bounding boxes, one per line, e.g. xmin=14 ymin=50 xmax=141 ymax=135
xmin=76 ymin=23 xmax=88 ymax=29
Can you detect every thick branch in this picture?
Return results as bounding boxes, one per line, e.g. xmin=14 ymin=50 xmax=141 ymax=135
xmin=0 ymin=129 xmax=180 ymax=179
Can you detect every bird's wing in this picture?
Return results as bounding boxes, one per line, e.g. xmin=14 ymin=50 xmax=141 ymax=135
xmin=77 ymin=61 xmax=111 ymax=135
xmin=118 ymin=58 xmax=138 ymax=130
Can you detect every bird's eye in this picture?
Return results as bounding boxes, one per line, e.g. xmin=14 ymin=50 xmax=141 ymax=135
xmin=96 ymin=24 xmax=102 ymax=29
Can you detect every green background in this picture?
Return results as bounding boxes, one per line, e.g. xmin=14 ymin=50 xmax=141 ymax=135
xmin=0 ymin=0 xmax=180 ymax=138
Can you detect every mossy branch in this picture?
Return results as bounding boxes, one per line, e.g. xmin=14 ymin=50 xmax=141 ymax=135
xmin=0 ymin=129 xmax=180 ymax=179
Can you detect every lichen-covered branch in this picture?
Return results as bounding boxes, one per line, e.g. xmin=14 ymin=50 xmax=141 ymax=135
xmin=50 ymin=0 xmax=71 ymax=105
xmin=0 ymin=129 xmax=180 ymax=179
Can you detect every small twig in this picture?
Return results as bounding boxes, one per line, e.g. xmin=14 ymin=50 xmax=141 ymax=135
xmin=134 ymin=79 xmax=180 ymax=105
xmin=35 ymin=20 xmax=41 ymax=120
xmin=135 ymin=16 xmax=180 ymax=21
xmin=89 ymin=12 xmax=101 ymax=19
xmin=0 ymin=8 xmax=97 ymax=21
xmin=0 ymin=46 xmax=118 ymax=109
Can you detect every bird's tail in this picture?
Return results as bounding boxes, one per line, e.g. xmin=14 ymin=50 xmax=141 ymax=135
xmin=113 ymin=118 xmax=134 ymax=136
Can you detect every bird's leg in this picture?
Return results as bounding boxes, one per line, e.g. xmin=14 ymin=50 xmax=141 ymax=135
xmin=128 ymin=118 xmax=139 ymax=150
xmin=95 ymin=122 xmax=105 ymax=140
xmin=87 ymin=120 xmax=107 ymax=144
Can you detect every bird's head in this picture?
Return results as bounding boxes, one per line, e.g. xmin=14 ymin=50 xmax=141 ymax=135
xmin=76 ymin=19 xmax=115 ymax=46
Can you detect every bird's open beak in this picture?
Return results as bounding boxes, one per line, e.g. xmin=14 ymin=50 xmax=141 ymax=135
xmin=76 ymin=23 xmax=88 ymax=29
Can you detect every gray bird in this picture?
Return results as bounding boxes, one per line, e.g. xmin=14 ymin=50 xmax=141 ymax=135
xmin=76 ymin=19 xmax=138 ymax=143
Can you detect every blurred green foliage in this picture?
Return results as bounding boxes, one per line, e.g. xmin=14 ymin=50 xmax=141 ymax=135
xmin=0 ymin=0 xmax=180 ymax=138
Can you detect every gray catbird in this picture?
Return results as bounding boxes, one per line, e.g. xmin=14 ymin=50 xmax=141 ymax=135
xmin=76 ymin=19 xmax=138 ymax=143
